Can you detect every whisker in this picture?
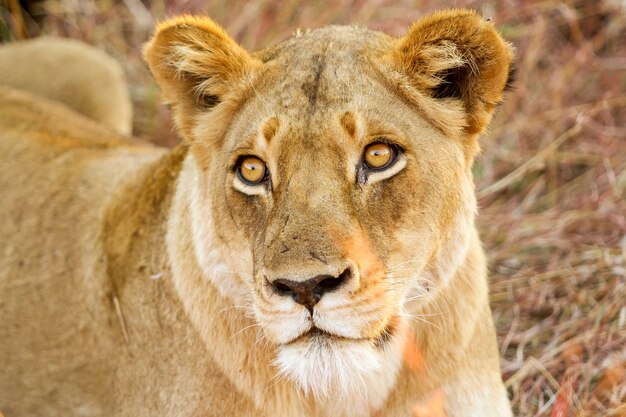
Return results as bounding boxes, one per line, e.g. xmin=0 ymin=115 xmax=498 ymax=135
xmin=387 ymin=258 xmax=423 ymax=272
xmin=397 ymin=312 xmax=444 ymax=332
xmin=216 ymin=304 xmax=252 ymax=316
xmin=230 ymin=322 xmax=262 ymax=339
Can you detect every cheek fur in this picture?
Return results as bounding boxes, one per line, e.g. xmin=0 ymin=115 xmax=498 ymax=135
xmin=352 ymin=166 xmax=422 ymax=258
xmin=223 ymin=182 xmax=269 ymax=241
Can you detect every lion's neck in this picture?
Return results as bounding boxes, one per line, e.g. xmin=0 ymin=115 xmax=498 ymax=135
xmin=383 ymin=231 xmax=493 ymax=413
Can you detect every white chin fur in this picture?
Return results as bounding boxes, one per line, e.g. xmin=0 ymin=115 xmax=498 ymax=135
xmin=274 ymin=335 xmax=403 ymax=416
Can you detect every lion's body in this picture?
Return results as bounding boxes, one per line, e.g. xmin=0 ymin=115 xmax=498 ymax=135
xmin=1 ymin=11 xmax=514 ymax=417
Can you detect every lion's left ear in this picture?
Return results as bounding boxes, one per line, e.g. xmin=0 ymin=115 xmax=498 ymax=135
xmin=143 ymin=16 xmax=259 ymax=141
xmin=391 ymin=9 xmax=514 ymax=136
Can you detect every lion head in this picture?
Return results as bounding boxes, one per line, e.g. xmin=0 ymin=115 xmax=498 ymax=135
xmin=145 ymin=9 xmax=513 ymax=408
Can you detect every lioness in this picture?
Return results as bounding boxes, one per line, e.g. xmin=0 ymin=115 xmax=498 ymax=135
xmin=0 ymin=9 xmax=514 ymax=417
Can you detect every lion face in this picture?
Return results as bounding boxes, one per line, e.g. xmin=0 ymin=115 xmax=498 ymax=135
xmin=145 ymin=11 xmax=512 ymax=405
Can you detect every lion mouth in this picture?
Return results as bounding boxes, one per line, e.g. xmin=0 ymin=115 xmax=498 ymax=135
xmin=288 ymin=321 xmax=396 ymax=347
xmin=284 ymin=327 xmax=344 ymax=345
xmin=307 ymin=327 xmax=340 ymax=339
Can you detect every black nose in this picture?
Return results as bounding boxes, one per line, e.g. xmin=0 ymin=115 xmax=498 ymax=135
xmin=271 ymin=268 xmax=352 ymax=312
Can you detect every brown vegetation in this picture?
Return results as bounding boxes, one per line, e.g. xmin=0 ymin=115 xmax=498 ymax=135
xmin=2 ymin=0 xmax=625 ymax=415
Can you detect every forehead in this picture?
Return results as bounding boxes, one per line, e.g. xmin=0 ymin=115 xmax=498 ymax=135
xmin=221 ymin=25 xmax=454 ymax=162
xmin=221 ymin=26 xmax=449 ymax=161
xmin=250 ymin=26 xmax=395 ymax=120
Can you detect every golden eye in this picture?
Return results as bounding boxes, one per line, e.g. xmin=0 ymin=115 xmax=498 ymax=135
xmin=363 ymin=142 xmax=395 ymax=170
xmin=237 ymin=156 xmax=267 ymax=185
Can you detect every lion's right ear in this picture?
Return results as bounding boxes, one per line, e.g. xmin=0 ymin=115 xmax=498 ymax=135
xmin=143 ymin=16 xmax=259 ymax=140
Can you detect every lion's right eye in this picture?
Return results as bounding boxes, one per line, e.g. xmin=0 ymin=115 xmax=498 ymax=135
xmin=236 ymin=156 xmax=267 ymax=185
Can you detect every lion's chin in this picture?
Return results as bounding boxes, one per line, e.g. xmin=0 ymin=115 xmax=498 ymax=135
xmin=273 ymin=328 xmax=403 ymax=415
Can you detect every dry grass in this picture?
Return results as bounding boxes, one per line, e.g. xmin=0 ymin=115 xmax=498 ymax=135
xmin=2 ymin=0 xmax=625 ymax=415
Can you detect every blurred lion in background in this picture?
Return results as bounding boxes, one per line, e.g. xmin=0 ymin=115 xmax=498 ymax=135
xmin=0 ymin=9 xmax=514 ymax=417
xmin=0 ymin=37 xmax=132 ymax=135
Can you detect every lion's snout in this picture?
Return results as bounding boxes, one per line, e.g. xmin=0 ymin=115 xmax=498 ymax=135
xmin=268 ymin=267 xmax=352 ymax=312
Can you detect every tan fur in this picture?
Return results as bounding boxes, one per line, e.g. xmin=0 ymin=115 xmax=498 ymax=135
xmin=0 ymin=36 xmax=133 ymax=135
xmin=0 ymin=10 xmax=513 ymax=416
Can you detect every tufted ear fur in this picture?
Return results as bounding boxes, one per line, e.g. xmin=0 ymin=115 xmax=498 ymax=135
xmin=143 ymin=16 xmax=259 ymax=141
xmin=391 ymin=9 xmax=514 ymax=138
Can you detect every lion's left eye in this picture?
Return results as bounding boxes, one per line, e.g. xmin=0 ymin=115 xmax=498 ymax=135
xmin=363 ymin=142 xmax=397 ymax=170
xmin=237 ymin=156 xmax=267 ymax=185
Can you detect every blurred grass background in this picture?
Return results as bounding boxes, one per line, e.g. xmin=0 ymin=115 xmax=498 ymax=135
xmin=1 ymin=0 xmax=625 ymax=415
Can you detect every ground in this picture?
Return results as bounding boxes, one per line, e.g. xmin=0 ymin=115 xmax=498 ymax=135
xmin=1 ymin=1 xmax=625 ymax=415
